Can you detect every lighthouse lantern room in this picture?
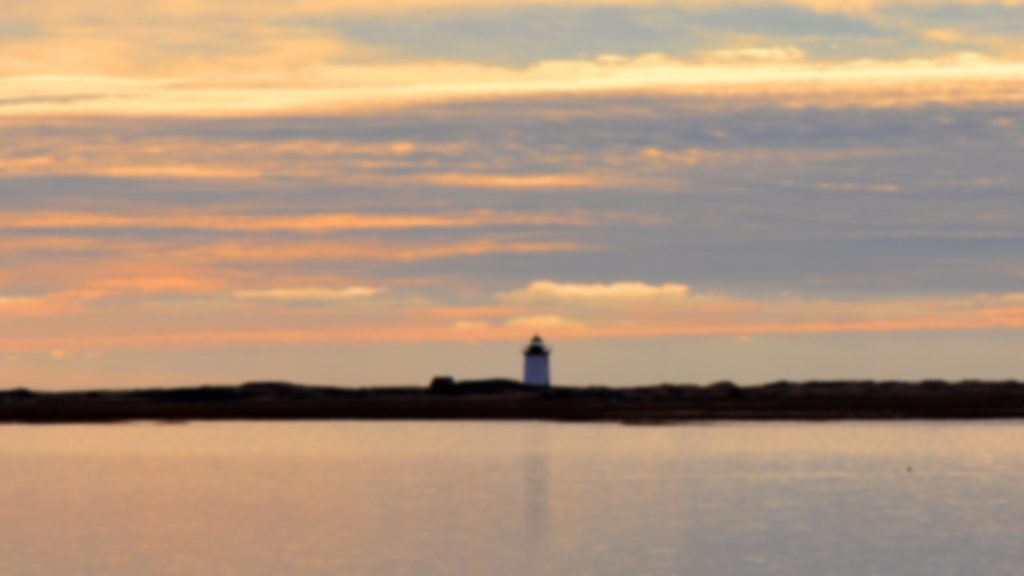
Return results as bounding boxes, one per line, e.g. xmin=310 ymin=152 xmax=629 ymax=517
xmin=523 ymin=335 xmax=551 ymax=387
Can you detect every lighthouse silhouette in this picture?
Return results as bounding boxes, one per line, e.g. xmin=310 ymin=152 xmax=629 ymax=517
xmin=523 ymin=335 xmax=551 ymax=387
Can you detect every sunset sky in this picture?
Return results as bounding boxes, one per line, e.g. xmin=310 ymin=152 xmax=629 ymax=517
xmin=2 ymin=0 xmax=1024 ymax=388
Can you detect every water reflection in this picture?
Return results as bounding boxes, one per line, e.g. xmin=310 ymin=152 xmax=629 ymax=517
xmin=0 ymin=421 xmax=1023 ymax=576
xmin=522 ymin=430 xmax=550 ymax=573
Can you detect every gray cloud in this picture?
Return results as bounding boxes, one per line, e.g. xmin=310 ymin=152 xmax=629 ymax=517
xmin=2 ymin=95 xmax=1022 ymax=299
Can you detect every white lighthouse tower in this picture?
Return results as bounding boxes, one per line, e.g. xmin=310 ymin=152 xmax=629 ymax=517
xmin=523 ymin=335 xmax=551 ymax=387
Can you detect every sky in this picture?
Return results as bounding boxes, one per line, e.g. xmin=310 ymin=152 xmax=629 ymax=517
xmin=2 ymin=0 xmax=1024 ymax=389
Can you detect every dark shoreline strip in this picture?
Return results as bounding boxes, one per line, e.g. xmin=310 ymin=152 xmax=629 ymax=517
xmin=3 ymin=379 xmax=1024 ymax=424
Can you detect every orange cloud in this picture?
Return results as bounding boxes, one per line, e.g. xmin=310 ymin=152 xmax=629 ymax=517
xmin=922 ymin=28 xmax=966 ymax=44
xmin=0 ymin=236 xmax=592 ymax=313
xmin=0 ymin=253 xmax=232 ymax=310
xmin=423 ymin=173 xmax=601 ymax=189
xmin=698 ymin=46 xmax=806 ymax=63
xmin=425 ymin=306 xmax=521 ymax=318
xmin=0 ymin=236 xmax=99 ymax=254
xmin=0 ymin=210 xmax=592 ymax=233
xmin=7 ymin=286 xmax=1024 ymax=355
xmin=3 ymin=53 xmax=1024 ymax=117
xmin=5 ymin=0 xmax=1018 ymax=25
xmin=506 ymin=314 xmax=585 ymax=328
xmin=176 ymin=239 xmax=590 ymax=263
xmin=5 ymin=307 xmax=1023 ymax=354
xmin=234 ymin=286 xmax=384 ymax=301
xmin=98 ymin=165 xmax=261 ymax=179
xmin=90 ymin=275 xmax=227 ymax=295
xmin=453 ymin=320 xmax=490 ymax=330
xmin=0 ymin=291 xmax=94 ymax=317
xmin=502 ymin=280 xmax=691 ymax=302
xmin=0 ymin=137 xmax=471 ymax=181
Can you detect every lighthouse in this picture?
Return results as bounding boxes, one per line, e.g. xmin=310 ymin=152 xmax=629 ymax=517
xmin=523 ymin=335 xmax=551 ymax=387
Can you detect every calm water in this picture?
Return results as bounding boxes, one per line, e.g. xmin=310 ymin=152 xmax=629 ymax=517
xmin=1 ymin=421 xmax=1023 ymax=576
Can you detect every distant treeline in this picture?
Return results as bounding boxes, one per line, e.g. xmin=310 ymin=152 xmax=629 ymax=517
xmin=2 ymin=380 xmax=1024 ymax=423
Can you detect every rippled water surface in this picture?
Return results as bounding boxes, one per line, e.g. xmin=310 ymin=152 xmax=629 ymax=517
xmin=2 ymin=421 xmax=1023 ymax=576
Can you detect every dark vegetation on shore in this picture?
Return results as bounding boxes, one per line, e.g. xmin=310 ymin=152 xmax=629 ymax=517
xmin=4 ymin=379 xmax=1024 ymax=423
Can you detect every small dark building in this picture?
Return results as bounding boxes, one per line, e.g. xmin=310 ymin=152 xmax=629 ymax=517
xmin=430 ymin=375 xmax=457 ymax=391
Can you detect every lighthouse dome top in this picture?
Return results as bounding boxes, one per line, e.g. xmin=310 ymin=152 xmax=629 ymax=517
xmin=523 ymin=334 xmax=550 ymax=356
